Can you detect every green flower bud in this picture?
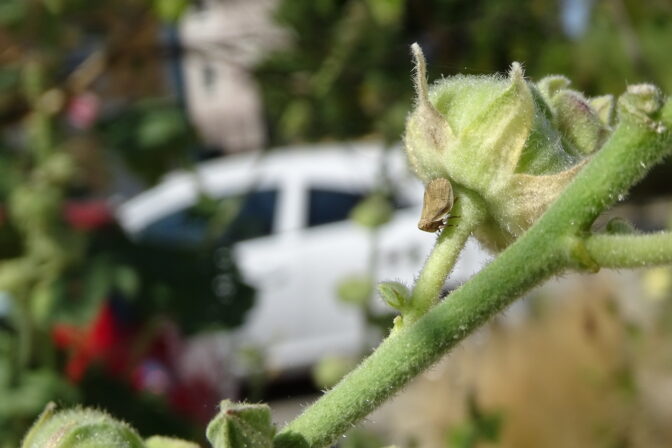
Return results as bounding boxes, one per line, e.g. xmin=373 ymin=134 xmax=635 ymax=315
xmin=404 ymin=44 xmax=612 ymax=250
xmin=206 ymin=400 xmax=275 ymax=448
xmin=547 ymin=88 xmax=610 ymax=155
xmin=145 ymin=436 xmax=200 ymax=448
xmin=618 ymin=83 xmax=665 ymax=132
xmin=589 ymin=95 xmax=615 ymax=127
xmin=536 ymin=75 xmax=570 ymax=101
xmin=22 ymin=402 xmax=145 ymax=448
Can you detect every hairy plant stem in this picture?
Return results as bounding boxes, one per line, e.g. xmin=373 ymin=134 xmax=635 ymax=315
xmin=404 ymin=189 xmax=485 ymax=325
xmin=586 ymin=232 xmax=672 ymax=267
xmin=274 ymin=109 xmax=672 ymax=448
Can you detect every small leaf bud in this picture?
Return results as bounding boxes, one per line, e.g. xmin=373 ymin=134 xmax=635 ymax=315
xmin=605 ymin=217 xmax=637 ymax=235
xmin=377 ymin=281 xmax=411 ymax=311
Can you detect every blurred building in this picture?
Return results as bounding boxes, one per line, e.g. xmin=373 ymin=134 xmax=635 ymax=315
xmin=178 ymin=0 xmax=287 ymax=154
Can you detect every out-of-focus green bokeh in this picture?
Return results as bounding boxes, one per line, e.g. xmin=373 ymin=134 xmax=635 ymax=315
xmin=257 ymin=0 xmax=672 ymax=146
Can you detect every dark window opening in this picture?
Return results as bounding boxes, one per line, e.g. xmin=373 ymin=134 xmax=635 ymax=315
xmin=139 ymin=190 xmax=277 ymax=247
xmin=307 ymin=189 xmax=365 ymax=227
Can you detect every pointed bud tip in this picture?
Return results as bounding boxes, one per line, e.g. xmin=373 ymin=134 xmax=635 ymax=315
xmin=509 ymin=62 xmax=525 ymax=82
xmin=410 ymin=42 xmax=423 ymax=60
xmin=410 ymin=43 xmax=430 ymax=105
xmin=537 ymin=75 xmax=572 ymax=101
xmin=627 ymin=83 xmax=661 ymax=96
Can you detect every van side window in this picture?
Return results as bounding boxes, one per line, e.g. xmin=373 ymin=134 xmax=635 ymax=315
xmin=139 ymin=190 xmax=277 ymax=247
xmin=222 ymin=190 xmax=276 ymax=244
xmin=307 ymin=188 xmax=365 ymax=227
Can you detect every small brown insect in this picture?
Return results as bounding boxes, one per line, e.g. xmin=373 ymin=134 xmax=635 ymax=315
xmin=418 ymin=178 xmax=454 ymax=232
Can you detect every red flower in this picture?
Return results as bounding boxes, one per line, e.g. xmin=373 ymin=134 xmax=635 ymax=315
xmin=52 ymin=302 xmax=133 ymax=382
xmin=52 ymin=304 xmax=225 ymax=424
xmin=63 ymin=201 xmax=114 ymax=231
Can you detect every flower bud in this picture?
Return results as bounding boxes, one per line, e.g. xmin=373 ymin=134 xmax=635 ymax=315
xmin=589 ymin=95 xmax=615 ymax=127
xmin=206 ymin=400 xmax=275 ymax=448
xmin=618 ymin=84 xmax=666 ymax=133
xmin=536 ymin=75 xmax=570 ymax=101
xmin=547 ymin=89 xmax=609 ymax=155
xmin=403 ymin=44 xmax=636 ymax=250
xmin=22 ymin=402 xmax=145 ymax=448
xmin=145 ymin=436 xmax=200 ymax=448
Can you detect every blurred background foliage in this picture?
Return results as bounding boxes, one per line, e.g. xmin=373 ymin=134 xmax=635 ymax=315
xmin=257 ymin=0 xmax=672 ymax=153
xmin=1 ymin=0 xmax=672 ymax=446
xmin=0 ymin=0 xmax=250 ymax=445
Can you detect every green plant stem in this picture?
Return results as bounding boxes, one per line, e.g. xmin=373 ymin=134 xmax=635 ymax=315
xmin=405 ymin=190 xmax=485 ymax=324
xmin=274 ymin=225 xmax=564 ymax=448
xmin=555 ymin=121 xmax=672 ymax=234
xmin=585 ymin=232 xmax=672 ymax=267
xmin=274 ymin=108 xmax=672 ymax=448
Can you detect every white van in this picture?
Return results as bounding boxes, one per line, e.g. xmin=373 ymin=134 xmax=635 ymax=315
xmin=117 ymin=142 xmax=489 ymax=379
